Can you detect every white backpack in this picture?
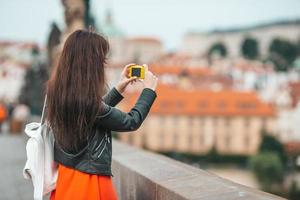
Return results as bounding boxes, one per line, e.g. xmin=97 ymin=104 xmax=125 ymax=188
xmin=23 ymin=96 xmax=58 ymax=200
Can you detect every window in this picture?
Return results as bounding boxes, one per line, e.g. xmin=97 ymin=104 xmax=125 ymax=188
xmin=244 ymin=133 xmax=250 ymax=149
xmin=225 ymin=133 xmax=231 ymax=150
xmin=200 ymin=117 xmax=205 ymax=135
xmin=199 ymin=117 xmax=206 ymax=146
xmin=173 ymin=116 xmax=179 ymax=125
xmin=245 ymin=117 xmax=251 ymax=127
xmin=199 ymin=132 xmax=204 ymax=146
xmin=244 ymin=117 xmax=251 ymax=133
xmin=176 ymin=101 xmax=184 ymax=108
xmin=213 ymin=117 xmax=219 ymax=126
xmin=159 ymin=101 xmax=169 ymax=109
xmin=172 ymin=116 xmax=179 ymax=150
xmin=160 ymin=132 xmax=165 ymax=150
xmin=199 ymin=117 xmax=204 ymax=126
xmin=225 ymin=118 xmax=231 ymax=128
xmin=198 ymin=101 xmax=208 ymax=109
xmin=188 ymin=116 xmax=194 ymax=127
xmin=224 ymin=118 xmax=231 ymax=150
xmin=173 ymin=131 xmax=178 ymax=150
xmin=237 ymin=102 xmax=257 ymax=109
xmin=188 ymin=131 xmax=194 ymax=148
xmin=159 ymin=116 xmax=165 ymax=126
xmin=261 ymin=117 xmax=267 ymax=130
xmin=218 ymin=100 xmax=227 ymax=109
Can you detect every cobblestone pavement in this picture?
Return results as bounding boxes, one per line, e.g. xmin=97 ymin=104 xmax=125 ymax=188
xmin=0 ymin=134 xmax=33 ymax=200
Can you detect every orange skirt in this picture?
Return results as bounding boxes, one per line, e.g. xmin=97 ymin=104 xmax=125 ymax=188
xmin=50 ymin=164 xmax=118 ymax=200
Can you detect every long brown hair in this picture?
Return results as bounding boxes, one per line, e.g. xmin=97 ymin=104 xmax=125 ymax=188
xmin=46 ymin=30 xmax=109 ymax=152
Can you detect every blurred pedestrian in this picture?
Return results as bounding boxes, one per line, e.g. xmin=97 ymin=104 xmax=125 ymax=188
xmin=0 ymin=102 xmax=7 ymax=133
xmin=7 ymin=102 xmax=16 ymax=121
xmin=11 ymin=104 xmax=30 ymax=134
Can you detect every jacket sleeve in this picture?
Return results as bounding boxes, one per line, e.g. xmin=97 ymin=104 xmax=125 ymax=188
xmin=96 ymin=88 xmax=157 ymax=132
xmin=102 ymin=87 xmax=124 ymax=107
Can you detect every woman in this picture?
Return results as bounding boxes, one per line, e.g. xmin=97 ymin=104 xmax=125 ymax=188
xmin=46 ymin=30 xmax=158 ymax=200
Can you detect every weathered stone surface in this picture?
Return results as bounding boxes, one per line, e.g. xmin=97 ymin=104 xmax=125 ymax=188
xmin=112 ymin=139 xmax=286 ymax=200
xmin=0 ymin=135 xmax=33 ymax=200
xmin=0 ymin=135 xmax=285 ymax=200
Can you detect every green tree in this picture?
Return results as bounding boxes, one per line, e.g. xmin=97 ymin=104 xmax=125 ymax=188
xmin=289 ymin=180 xmax=300 ymax=200
xmin=259 ymin=132 xmax=287 ymax=165
xmin=206 ymin=147 xmax=219 ymax=163
xmin=269 ymin=38 xmax=298 ymax=71
xmin=297 ymin=39 xmax=300 ymax=54
xmin=249 ymin=152 xmax=284 ymax=192
xmin=241 ymin=37 xmax=259 ymax=59
xmin=208 ymin=42 xmax=227 ymax=58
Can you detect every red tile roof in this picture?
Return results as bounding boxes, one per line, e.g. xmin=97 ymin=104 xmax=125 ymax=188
xmin=126 ymin=37 xmax=162 ymax=44
xmin=149 ymin=64 xmax=212 ymax=76
xmin=285 ymin=142 xmax=300 ymax=154
xmin=120 ymin=84 xmax=276 ymax=117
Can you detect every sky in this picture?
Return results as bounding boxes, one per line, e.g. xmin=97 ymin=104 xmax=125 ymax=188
xmin=0 ymin=0 xmax=300 ymax=50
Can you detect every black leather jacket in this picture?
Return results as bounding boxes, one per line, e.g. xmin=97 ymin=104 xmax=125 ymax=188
xmin=54 ymin=87 xmax=157 ymax=176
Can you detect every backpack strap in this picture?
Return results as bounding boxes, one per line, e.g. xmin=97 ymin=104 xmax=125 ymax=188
xmin=40 ymin=95 xmax=47 ymax=125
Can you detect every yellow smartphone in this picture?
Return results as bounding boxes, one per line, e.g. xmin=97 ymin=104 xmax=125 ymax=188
xmin=129 ymin=65 xmax=145 ymax=79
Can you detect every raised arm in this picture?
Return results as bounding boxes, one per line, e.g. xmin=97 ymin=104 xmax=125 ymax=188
xmin=96 ymin=88 xmax=157 ymax=132
xmin=102 ymin=87 xmax=124 ymax=107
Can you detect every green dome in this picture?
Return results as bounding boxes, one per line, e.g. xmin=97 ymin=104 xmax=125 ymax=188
xmin=99 ymin=10 xmax=124 ymax=38
xmin=293 ymin=58 xmax=300 ymax=69
xmin=101 ymin=23 xmax=124 ymax=38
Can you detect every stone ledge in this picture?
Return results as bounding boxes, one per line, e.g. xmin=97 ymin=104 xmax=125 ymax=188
xmin=111 ymin=139 xmax=285 ymax=200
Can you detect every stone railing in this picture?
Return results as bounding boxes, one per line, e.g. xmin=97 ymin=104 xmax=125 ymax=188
xmin=111 ymin=139 xmax=285 ymax=200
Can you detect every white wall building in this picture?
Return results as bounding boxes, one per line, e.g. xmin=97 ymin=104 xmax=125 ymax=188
xmin=180 ymin=20 xmax=300 ymax=57
xmin=0 ymin=61 xmax=26 ymax=102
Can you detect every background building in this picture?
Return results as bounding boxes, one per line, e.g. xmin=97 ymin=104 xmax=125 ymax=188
xmin=180 ymin=20 xmax=300 ymax=58
xmin=118 ymin=83 xmax=276 ymax=155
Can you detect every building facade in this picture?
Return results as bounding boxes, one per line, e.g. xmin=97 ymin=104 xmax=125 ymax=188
xmin=117 ymin=84 xmax=276 ymax=155
xmin=180 ymin=21 xmax=300 ymax=58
